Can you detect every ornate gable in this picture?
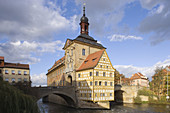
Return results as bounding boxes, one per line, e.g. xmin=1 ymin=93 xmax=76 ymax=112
xmin=63 ymin=39 xmax=73 ymax=50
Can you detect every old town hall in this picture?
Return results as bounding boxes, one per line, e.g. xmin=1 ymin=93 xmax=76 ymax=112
xmin=47 ymin=6 xmax=115 ymax=105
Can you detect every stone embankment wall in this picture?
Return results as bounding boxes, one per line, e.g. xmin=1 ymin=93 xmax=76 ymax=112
xmin=121 ymin=85 xmax=140 ymax=103
xmin=115 ymin=85 xmax=143 ymax=103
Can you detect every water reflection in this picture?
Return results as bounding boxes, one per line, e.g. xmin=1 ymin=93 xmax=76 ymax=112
xmin=37 ymin=99 xmax=170 ymax=113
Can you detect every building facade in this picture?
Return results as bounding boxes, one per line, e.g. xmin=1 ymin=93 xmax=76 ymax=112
xmin=46 ymin=6 xmax=115 ymax=106
xmin=0 ymin=56 xmax=30 ymax=84
xmin=130 ymin=72 xmax=149 ymax=87
xmin=151 ymin=66 xmax=170 ymax=96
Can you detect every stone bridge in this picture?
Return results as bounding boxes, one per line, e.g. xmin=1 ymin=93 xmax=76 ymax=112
xmin=114 ymin=85 xmax=143 ymax=103
xmin=30 ymin=86 xmax=78 ymax=107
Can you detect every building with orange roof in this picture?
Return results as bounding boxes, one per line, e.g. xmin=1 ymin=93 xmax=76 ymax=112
xmin=46 ymin=5 xmax=115 ymax=108
xmin=130 ymin=72 xmax=149 ymax=87
xmin=0 ymin=56 xmax=30 ymax=84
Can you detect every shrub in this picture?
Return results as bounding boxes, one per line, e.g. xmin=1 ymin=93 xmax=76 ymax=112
xmin=134 ymin=96 xmax=142 ymax=104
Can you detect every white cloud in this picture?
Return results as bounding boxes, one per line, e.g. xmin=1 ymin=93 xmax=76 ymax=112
xmin=75 ymin=0 xmax=135 ymax=37
xmin=139 ymin=0 xmax=170 ymax=45
xmin=0 ymin=40 xmax=64 ymax=64
xmin=108 ymin=34 xmax=143 ymax=42
xmin=114 ymin=58 xmax=170 ymax=81
xmin=0 ymin=0 xmax=77 ymax=41
xmin=31 ymin=73 xmax=47 ymax=86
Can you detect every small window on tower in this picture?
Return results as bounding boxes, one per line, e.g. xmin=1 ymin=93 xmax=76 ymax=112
xmin=82 ymin=49 xmax=85 ymax=56
xmin=85 ymin=25 xmax=87 ymax=31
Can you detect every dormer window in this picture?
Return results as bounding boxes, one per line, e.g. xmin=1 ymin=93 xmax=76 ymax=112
xmin=92 ymin=58 xmax=97 ymax=62
xmin=84 ymin=60 xmax=88 ymax=64
xmin=82 ymin=49 xmax=85 ymax=56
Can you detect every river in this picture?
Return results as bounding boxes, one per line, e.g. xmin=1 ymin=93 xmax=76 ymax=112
xmin=37 ymin=99 xmax=170 ymax=113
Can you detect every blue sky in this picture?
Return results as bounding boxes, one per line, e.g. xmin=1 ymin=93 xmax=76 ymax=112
xmin=0 ymin=0 xmax=169 ymax=86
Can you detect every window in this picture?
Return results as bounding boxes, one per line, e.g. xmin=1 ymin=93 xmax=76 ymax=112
xmin=12 ymin=78 xmax=15 ymax=82
xmin=106 ymin=66 xmax=108 ymax=68
xmin=92 ymin=58 xmax=96 ymax=62
xmin=100 ymin=65 xmax=102 ymax=68
xmin=105 ymin=81 xmax=107 ymax=86
xmin=5 ymin=78 xmax=9 ymax=81
xmin=85 ymin=25 xmax=87 ymax=31
xmin=78 ymin=82 xmax=81 ymax=86
xmin=0 ymin=70 xmax=1 ymax=74
xmin=84 ymin=93 xmax=86 ymax=97
xmin=71 ymin=49 xmax=73 ymax=56
xmin=81 ymin=94 xmax=82 ymax=97
xmin=18 ymin=70 xmax=21 ymax=75
xmin=18 ymin=78 xmax=21 ymax=82
xmin=85 ymin=60 xmax=88 ymax=64
xmin=95 ymin=93 xmax=97 ymax=97
xmin=12 ymin=70 xmax=15 ymax=74
xmin=5 ymin=70 xmax=8 ymax=74
xmin=96 ymin=71 xmax=99 ymax=76
xmin=78 ymin=74 xmax=81 ymax=78
xmin=103 ymin=72 xmax=105 ymax=77
xmin=90 ymin=72 xmax=92 ymax=76
xmin=110 ymin=73 xmax=112 ymax=77
xmin=89 ymin=93 xmax=91 ymax=98
xmin=82 ymin=49 xmax=85 ymax=56
xmin=103 ymin=93 xmax=105 ymax=97
xmin=90 ymin=81 xmax=93 ymax=86
xmin=24 ymin=78 xmax=27 ymax=82
xmin=95 ymin=81 xmax=98 ymax=86
xmin=100 ymin=93 xmax=103 ymax=97
xmin=24 ymin=71 xmax=27 ymax=75
xmin=110 ymin=82 xmax=113 ymax=86
xmin=99 ymin=81 xmax=102 ymax=86
xmin=103 ymin=58 xmax=105 ymax=61
xmin=110 ymin=93 xmax=112 ymax=96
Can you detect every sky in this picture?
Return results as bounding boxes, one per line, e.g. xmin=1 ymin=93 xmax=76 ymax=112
xmin=0 ymin=0 xmax=170 ymax=86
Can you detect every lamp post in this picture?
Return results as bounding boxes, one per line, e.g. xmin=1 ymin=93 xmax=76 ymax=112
xmin=166 ymin=67 xmax=170 ymax=101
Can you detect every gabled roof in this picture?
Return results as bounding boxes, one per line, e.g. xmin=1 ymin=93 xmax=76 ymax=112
xmin=63 ymin=39 xmax=73 ymax=50
xmin=77 ymin=49 xmax=105 ymax=71
xmin=4 ymin=62 xmax=29 ymax=69
xmin=130 ymin=72 xmax=148 ymax=80
xmin=47 ymin=56 xmax=65 ymax=75
xmin=52 ymin=56 xmax=65 ymax=69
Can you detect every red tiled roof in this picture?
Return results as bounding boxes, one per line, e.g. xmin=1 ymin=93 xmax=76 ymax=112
xmin=52 ymin=56 xmax=65 ymax=69
xmin=77 ymin=49 xmax=105 ymax=71
xmin=130 ymin=72 xmax=147 ymax=80
xmin=4 ymin=62 xmax=29 ymax=69
xmin=0 ymin=56 xmax=4 ymax=60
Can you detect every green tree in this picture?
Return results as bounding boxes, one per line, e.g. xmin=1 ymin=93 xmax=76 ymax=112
xmin=0 ymin=80 xmax=39 ymax=113
xmin=152 ymin=67 xmax=166 ymax=100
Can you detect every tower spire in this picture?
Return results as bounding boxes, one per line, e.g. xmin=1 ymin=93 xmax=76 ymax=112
xmin=83 ymin=3 xmax=86 ymax=16
xmin=80 ymin=3 xmax=89 ymax=35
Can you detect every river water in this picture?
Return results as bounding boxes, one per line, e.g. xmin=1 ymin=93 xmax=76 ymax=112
xmin=37 ymin=99 xmax=170 ymax=113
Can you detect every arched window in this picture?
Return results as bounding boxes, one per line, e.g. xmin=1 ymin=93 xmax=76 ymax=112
xmin=82 ymin=49 xmax=85 ymax=56
xmin=85 ymin=25 xmax=87 ymax=31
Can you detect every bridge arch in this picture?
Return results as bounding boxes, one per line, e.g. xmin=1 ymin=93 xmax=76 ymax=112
xmin=114 ymin=90 xmax=125 ymax=103
xmin=39 ymin=91 xmax=76 ymax=107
